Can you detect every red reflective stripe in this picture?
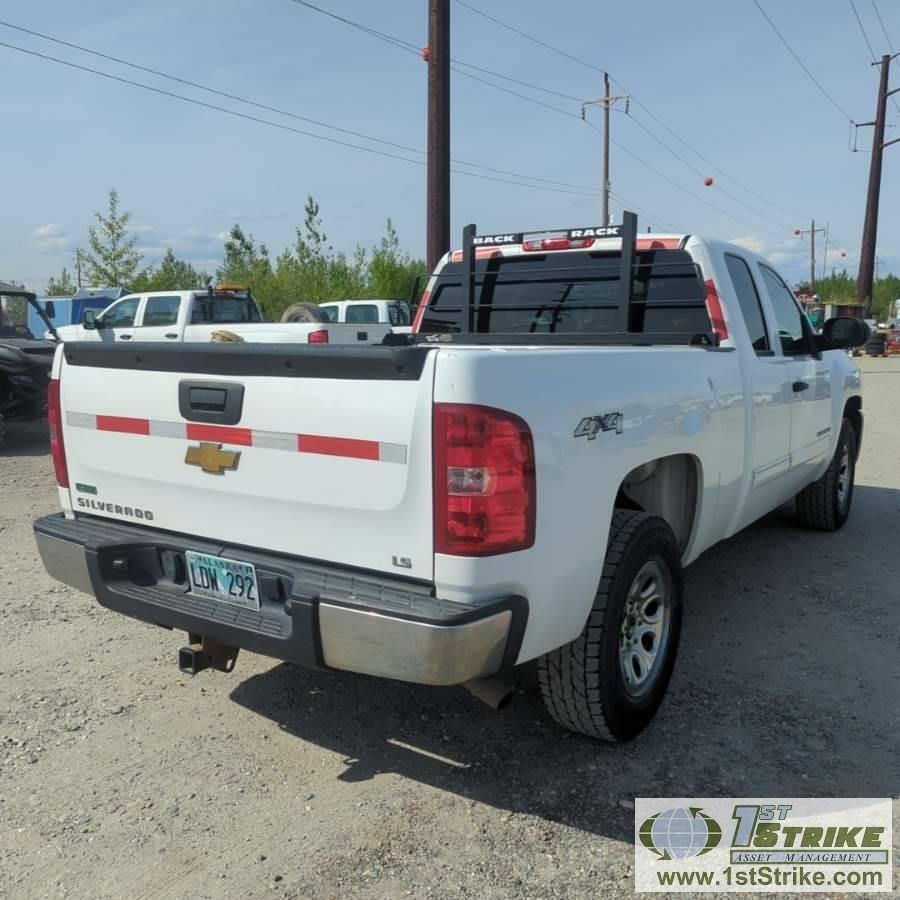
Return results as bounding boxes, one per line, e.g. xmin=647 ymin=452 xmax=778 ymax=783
xmin=185 ymin=423 xmax=253 ymax=445
xmin=636 ymin=237 xmax=681 ymax=250
xmin=297 ymin=434 xmax=380 ymax=460
xmin=96 ymin=415 xmax=150 ymax=435
xmin=704 ymin=279 xmax=729 ymax=340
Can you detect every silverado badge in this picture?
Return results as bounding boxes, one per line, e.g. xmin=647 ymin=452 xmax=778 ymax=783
xmin=185 ymin=442 xmax=241 ymax=475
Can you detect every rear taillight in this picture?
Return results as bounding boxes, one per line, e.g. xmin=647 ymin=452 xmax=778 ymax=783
xmin=703 ymin=279 xmax=729 ymax=342
xmin=48 ymin=378 xmax=69 ymax=488
xmin=433 ymin=403 xmax=535 ymax=556
xmin=308 ymin=329 xmax=329 ymax=344
xmin=412 ymin=289 xmax=430 ymax=333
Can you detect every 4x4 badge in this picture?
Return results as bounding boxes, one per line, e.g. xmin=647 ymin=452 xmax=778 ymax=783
xmin=574 ymin=412 xmax=624 ymax=440
xmin=185 ymin=442 xmax=241 ymax=475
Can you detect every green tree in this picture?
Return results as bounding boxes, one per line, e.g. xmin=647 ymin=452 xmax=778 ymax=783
xmin=367 ymin=218 xmax=426 ymax=302
xmin=132 ymin=249 xmax=209 ymax=292
xmin=216 ymin=225 xmax=275 ymax=315
xmin=82 ymin=189 xmax=143 ymax=287
xmin=46 ymin=267 xmax=76 ymax=297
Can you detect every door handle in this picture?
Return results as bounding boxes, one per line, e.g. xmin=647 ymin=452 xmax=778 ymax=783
xmin=792 ymin=380 xmax=809 ymax=393
xmin=119 ymin=334 xmax=132 ymax=341
xmin=165 ymin=333 xmax=178 ymax=339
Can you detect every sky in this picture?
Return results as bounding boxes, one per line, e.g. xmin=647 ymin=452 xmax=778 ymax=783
xmin=1 ymin=0 xmax=898 ymax=294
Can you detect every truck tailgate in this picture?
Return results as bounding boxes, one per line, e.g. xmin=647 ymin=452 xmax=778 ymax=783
xmin=57 ymin=343 xmax=436 ymax=580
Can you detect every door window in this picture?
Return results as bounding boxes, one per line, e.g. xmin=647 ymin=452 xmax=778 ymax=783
xmin=724 ymin=254 xmax=769 ymax=353
xmin=758 ymin=266 xmax=808 ymax=354
xmin=100 ymin=298 xmax=139 ymax=328
xmin=141 ymin=296 xmax=181 ymax=327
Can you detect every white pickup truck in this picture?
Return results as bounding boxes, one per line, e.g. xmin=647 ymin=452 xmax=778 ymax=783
xmin=34 ymin=213 xmax=868 ymax=742
xmin=52 ymin=287 xmax=391 ymax=345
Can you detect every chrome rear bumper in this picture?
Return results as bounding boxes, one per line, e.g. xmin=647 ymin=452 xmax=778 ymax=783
xmin=34 ymin=514 xmax=525 ymax=686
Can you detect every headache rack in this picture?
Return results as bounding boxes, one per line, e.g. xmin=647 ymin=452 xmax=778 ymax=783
xmin=414 ymin=210 xmax=720 ymax=348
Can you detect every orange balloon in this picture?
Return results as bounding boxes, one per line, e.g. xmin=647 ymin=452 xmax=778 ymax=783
xmin=703 ymin=177 xmax=713 ymax=187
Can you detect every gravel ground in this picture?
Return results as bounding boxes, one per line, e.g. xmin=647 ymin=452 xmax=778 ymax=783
xmin=1 ymin=357 xmax=897 ymax=899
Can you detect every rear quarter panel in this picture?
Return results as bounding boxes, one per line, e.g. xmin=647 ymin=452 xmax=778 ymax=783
xmin=432 ymin=344 xmax=745 ymax=662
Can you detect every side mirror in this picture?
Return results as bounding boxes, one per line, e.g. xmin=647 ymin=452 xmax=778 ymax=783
xmin=83 ymin=310 xmax=97 ymax=330
xmin=822 ymin=316 xmax=869 ymax=349
xmin=44 ymin=300 xmax=56 ymax=319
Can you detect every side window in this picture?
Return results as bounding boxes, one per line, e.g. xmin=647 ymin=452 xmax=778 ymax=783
xmin=141 ymin=295 xmax=181 ymax=327
xmin=724 ymin=254 xmax=769 ymax=353
xmin=758 ymin=266 xmax=808 ymax=354
xmin=389 ymin=302 xmax=411 ymax=326
xmin=100 ymin=298 xmax=139 ymax=328
xmin=346 ymin=304 xmax=379 ymax=324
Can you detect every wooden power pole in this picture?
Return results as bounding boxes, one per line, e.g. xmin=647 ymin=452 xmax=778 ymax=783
xmin=583 ymin=76 xmax=629 ymax=226
xmin=426 ymin=0 xmax=450 ymax=273
xmin=795 ymin=220 xmax=826 ymax=294
xmin=857 ymin=53 xmax=900 ymax=310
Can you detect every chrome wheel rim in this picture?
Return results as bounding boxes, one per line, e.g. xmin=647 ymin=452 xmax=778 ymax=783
xmin=837 ymin=445 xmax=851 ymax=510
xmin=619 ymin=559 xmax=672 ymax=699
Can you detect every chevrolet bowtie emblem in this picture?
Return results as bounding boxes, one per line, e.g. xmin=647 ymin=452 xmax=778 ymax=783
xmin=185 ymin=442 xmax=241 ymax=475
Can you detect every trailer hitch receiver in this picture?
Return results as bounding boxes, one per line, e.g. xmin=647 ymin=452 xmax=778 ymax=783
xmin=178 ymin=635 xmax=240 ymax=675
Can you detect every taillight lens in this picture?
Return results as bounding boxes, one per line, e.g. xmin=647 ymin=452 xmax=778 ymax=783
xmin=412 ymin=289 xmax=430 ymax=333
xmin=308 ymin=329 xmax=329 ymax=344
xmin=433 ymin=403 xmax=536 ymax=556
xmin=703 ymin=279 xmax=729 ymax=342
xmin=48 ymin=378 xmax=69 ymax=488
xmin=521 ymin=237 xmax=593 ymax=251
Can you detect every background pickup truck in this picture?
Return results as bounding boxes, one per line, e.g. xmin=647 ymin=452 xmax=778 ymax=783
xmin=52 ymin=287 xmax=392 ymax=345
xmin=34 ymin=213 xmax=868 ymax=742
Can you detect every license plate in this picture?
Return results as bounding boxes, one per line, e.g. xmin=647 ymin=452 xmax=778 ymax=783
xmin=185 ymin=551 xmax=260 ymax=611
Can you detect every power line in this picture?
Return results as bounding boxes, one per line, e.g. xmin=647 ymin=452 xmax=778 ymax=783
xmin=850 ymin=0 xmax=878 ymax=59
xmin=751 ymin=0 xmax=855 ymax=123
xmin=584 ymin=122 xmax=787 ymax=238
xmin=454 ymin=0 xmax=812 ymax=220
xmin=866 ymin=0 xmax=900 ymax=113
xmin=287 ymin=1 xmax=796 ymax=236
xmin=0 ymin=22 xmax=611 ymax=197
xmin=0 ymin=39 xmax=619 ymax=202
xmin=871 ymin=0 xmax=895 ymax=48
xmin=614 ymin=108 xmax=796 ymax=229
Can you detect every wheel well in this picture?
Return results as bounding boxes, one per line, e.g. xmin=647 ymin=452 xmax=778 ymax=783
xmin=844 ymin=397 xmax=862 ymax=460
xmin=614 ymin=454 xmax=701 ymax=552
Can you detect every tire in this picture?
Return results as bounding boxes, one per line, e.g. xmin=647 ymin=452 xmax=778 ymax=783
xmin=280 ymin=302 xmax=325 ymax=323
xmin=538 ymin=510 xmax=684 ymax=742
xmin=0 ymin=412 xmax=5 ymax=446
xmin=795 ymin=418 xmax=857 ymax=531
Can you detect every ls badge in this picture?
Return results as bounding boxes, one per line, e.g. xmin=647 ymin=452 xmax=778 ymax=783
xmin=185 ymin=442 xmax=241 ymax=475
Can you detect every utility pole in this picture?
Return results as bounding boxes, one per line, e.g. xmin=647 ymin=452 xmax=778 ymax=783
xmin=794 ymin=220 xmax=826 ymax=294
xmin=74 ymin=249 xmax=83 ymax=288
xmin=425 ymin=0 xmax=450 ymax=273
xmin=857 ymin=53 xmax=900 ymax=310
xmin=582 ymin=77 xmax=629 ymax=225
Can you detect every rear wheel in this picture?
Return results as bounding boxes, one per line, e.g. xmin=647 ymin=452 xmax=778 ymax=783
xmin=538 ymin=510 xmax=683 ymax=742
xmin=795 ymin=418 xmax=857 ymax=531
xmin=0 ymin=412 xmax=5 ymax=446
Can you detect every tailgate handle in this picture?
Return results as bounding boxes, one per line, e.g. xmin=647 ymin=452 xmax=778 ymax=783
xmin=179 ymin=380 xmax=245 ymax=425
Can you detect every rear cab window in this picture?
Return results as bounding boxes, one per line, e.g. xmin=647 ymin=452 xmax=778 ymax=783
xmin=419 ymin=249 xmax=709 ymax=336
xmin=389 ymin=302 xmax=411 ymax=326
xmin=724 ymin=254 xmax=770 ymax=354
xmin=346 ymin=304 xmax=379 ymax=324
xmin=140 ymin=295 xmax=181 ymax=327
xmin=190 ymin=293 xmax=262 ymax=324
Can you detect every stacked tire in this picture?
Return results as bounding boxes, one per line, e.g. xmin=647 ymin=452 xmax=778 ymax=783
xmin=865 ymin=332 xmax=887 ymax=357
